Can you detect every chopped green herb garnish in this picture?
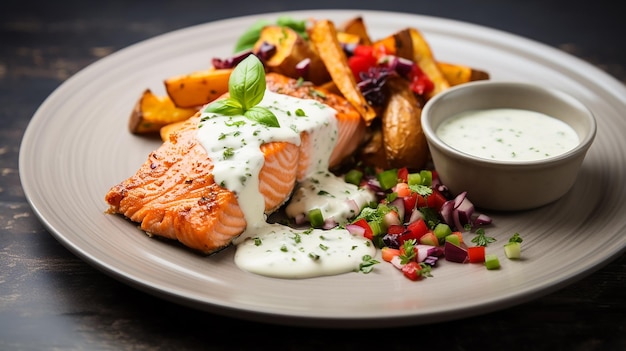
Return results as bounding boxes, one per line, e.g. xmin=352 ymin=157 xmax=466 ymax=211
xmin=358 ymin=255 xmax=380 ymax=274
xmin=399 ymin=239 xmax=417 ymax=264
xmin=509 ymin=233 xmax=523 ymax=243
xmin=471 ymin=228 xmax=496 ymax=247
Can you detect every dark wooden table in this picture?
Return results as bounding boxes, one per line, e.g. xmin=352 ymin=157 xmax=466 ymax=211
xmin=2 ymin=1 xmax=624 ymax=350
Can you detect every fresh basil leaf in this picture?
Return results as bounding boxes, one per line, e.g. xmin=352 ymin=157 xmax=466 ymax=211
xmin=229 ymin=55 xmax=266 ymax=110
xmin=244 ymin=106 xmax=280 ymax=128
xmin=204 ymin=98 xmax=243 ymax=116
xmin=233 ymin=19 xmax=271 ymax=53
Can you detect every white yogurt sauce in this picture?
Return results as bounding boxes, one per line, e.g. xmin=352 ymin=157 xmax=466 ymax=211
xmin=435 ymin=108 xmax=579 ymax=161
xmin=196 ymin=90 xmax=375 ymax=279
xmin=285 ymin=170 xmax=376 ymax=227
xmin=235 ymin=223 xmax=374 ymax=279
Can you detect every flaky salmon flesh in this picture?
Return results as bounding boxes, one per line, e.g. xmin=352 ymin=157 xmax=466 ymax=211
xmin=105 ymin=73 xmax=366 ymax=254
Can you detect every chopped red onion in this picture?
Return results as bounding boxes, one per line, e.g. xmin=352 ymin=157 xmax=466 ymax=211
xmin=345 ymin=224 xmax=365 ymax=237
xmin=295 ymin=58 xmax=310 ymax=77
xmin=444 ymin=241 xmax=469 ymax=263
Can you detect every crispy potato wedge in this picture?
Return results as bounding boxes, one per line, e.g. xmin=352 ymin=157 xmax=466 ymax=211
xmin=164 ymin=67 xmax=232 ymax=108
xmin=338 ymin=16 xmax=372 ymax=45
xmin=309 ymin=19 xmax=377 ymax=125
xmin=437 ymin=62 xmax=490 ymax=86
xmin=253 ymin=25 xmax=330 ymax=85
xmin=357 ymin=77 xmax=429 ymax=170
xmin=128 ymin=89 xmax=199 ymax=134
xmin=380 ymin=76 xmax=428 ymax=169
xmin=394 ymin=28 xmax=450 ymax=99
xmin=336 ymin=32 xmax=362 ymax=46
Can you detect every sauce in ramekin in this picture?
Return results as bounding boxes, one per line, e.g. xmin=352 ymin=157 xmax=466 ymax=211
xmin=435 ymin=108 xmax=579 ymax=161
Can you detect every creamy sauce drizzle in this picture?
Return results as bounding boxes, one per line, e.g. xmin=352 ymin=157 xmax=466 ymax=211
xmin=436 ymin=108 xmax=579 ymax=161
xmin=196 ymin=90 xmax=375 ymax=279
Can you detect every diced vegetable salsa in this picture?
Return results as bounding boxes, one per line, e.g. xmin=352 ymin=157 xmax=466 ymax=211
xmin=344 ymin=166 xmax=524 ymax=281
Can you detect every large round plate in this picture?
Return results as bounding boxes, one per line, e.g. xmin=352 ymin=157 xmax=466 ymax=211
xmin=19 ymin=10 xmax=626 ymax=328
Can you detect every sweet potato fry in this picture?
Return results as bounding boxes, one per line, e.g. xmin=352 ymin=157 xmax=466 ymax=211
xmin=164 ymin=67 xmax=232 ymax=108
xmin=128 ymin=89 xmax=199 ymax=134
xmin=309 ymin=19 xmax=377 ymax=125
xmin=253 ymin=25 xmax=330 ymax=85
xmin=338 ymin=16 xmax=372 ymax=45
xmin=394 ymin=28 xmax=450 ymax=99
xmin=437 ymin=62 xmax=490 ymax=86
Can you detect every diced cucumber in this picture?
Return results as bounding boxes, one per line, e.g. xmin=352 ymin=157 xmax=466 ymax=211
xmin=484 ymin=254 xmax=500 ymax=270
xmin=445 ymin=233 xmax=461 ymax=246
xmin=504 ymin=242 xmax=521 ymax=259
xmin=407 ymin=173 xmax=422 ymax=186
xmin=433 ymin=223 xmax=452 ymax=242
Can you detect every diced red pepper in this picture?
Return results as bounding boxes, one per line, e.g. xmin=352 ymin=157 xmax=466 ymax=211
xmin=351 ymin=218 xmax=374 ymax=240
xmin=386 ymin=224 xmax=406 ymax=235
xmin=402 ymin=192 xmax=418 ymax=215
xmin=408 ymin=64 xmax=434 ymax=95
xmin=397 ymin=167 xmax=409 ymax=183
xmin=353 ymin=44 xmax=374 ymax=58
xmin=401 ymin=261 xmax=424 ymax=281
xmin=467 ymin=246 xmax=486 ymax=263
xmin=400 ymin=219 xmax=429 ymax=244
xmin=416 ymin=188 xmax=447 ymax=211
xmin=348 ymin=45 xmax=377 ymax=82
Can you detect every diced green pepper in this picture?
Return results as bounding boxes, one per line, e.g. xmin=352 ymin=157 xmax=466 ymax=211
xmin=419 ymin=170 xmax=432 ymax=186
xmin=308 ymin=208 xmax=324 ymax=228
xmin=377 ymin=168 xmax=398 ymax=191
xmin=344 ymin=169 xmax=363 ymax=186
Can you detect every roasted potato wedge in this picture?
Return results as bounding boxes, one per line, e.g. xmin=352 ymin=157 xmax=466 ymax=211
xmin=380 ymin=76 xmax=428 ymax=169
xmin=338 ymin=16 xmax=372 ymax=45
xmin=393 ymin=28 xmax=450 ymax=99
xmin=164 ymin=67 xmax=232 ymax=108
xmin=128 ymin=89 xmax=199 ymax=134
xmin=309 ymin=19 xmax=377 ymax=125
xmin=437 ymin=62 xmax=490 ymax=86
xmin=357 ymin=77 xmax=428 ymax=170
xmin=253 ymin=25 xmax=330 ymax=85
xmin=336 ymin=31 xmax=362 ymax=46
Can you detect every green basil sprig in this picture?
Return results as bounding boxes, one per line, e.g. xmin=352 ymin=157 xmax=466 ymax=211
xmin=204 ymin=54 xmax=280 ymax=128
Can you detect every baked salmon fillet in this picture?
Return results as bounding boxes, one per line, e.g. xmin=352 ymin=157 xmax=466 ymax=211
xmin=105 ymin=73 xmax=365 ymax=254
